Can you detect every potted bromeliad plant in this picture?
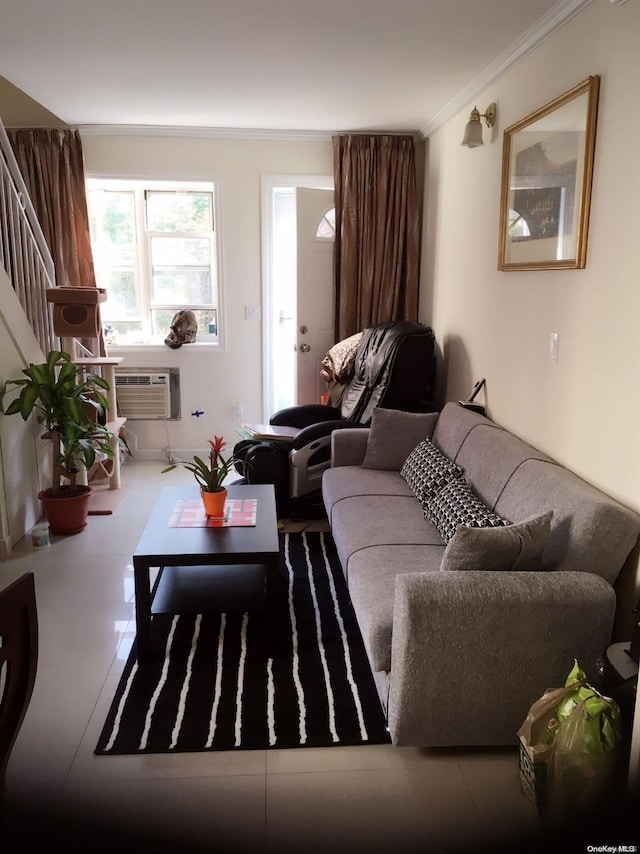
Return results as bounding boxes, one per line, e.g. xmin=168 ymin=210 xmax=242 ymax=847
xmin=0 ymin=350 xmax=116 ymax=535
xmin=162 ymin=435 xmax=238 ymax=516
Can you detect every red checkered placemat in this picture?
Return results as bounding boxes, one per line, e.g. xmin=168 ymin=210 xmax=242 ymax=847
xmin=169 ymin=498 xmax=257 ymax=528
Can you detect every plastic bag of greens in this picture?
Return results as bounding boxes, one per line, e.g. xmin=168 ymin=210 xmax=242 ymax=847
xmin=549 ymin=666 xmax=621 ymax=815
xmin=517 ymin=672 xmax=586 ymax=814
xmin=518 ymin=660 xmax=621 ymax=816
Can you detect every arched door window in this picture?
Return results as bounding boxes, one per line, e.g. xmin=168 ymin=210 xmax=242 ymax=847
xmin=315 ymin=207 xmax=336 ymax=240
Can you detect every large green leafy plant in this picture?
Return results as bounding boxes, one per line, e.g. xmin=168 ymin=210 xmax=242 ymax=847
xmin=0 ymin=350 xmax=115 ymax=497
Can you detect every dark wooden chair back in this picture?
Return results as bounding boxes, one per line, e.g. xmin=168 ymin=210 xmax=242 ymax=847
xmin=0 ymin=573 xmax=38 ymax=801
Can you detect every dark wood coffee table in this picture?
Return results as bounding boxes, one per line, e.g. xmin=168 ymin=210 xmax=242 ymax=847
xmin=133 ymin=483 xmax=279 ymax=663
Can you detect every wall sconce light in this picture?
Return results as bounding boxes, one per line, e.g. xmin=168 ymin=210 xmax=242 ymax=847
xmin=460 ymin=103 xmax=497 ymax=148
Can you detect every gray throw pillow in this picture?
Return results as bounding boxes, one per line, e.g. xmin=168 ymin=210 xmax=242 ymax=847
xmin=441 ymin=511 xmax=554 ymax=572
xmin=424 ymin=478 xmax=509 ymax=543
xmin=362 ymin=408 xmax=439 ymax=471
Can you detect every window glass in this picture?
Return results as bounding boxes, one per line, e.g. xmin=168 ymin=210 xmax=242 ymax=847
xmin=152 ymin=309 xmax=217 ymax=338
xmin=152 ymin=268 xmax=212 ymax=305
xmin=90 ymin=190 xmax=136 ymax=264
xmin=88 ymin=180 xmax=219 ymax=346
xmin=146 ymin=191 xmax=212 ymax=232
xmin=102 ymin=270 xmax=138 ymax=318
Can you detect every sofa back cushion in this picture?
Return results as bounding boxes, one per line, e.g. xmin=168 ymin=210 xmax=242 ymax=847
xmin=433 ymin=403 xmax=550 ymax=509
xmin=432 ymin=402 xmax=640 ymax=583
xmin=494 ymin=460 xmax=640 ymax=583
xmin=432 ymin=403 xmax=492 ymax=460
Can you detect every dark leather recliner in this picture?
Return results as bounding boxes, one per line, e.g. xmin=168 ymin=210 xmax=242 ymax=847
xmin=234 ymin=320 xmax=436 ymax=516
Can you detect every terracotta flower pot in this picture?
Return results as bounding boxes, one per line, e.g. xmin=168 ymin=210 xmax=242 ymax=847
xmin=38 ymin=485 xmax=92 ymax=535
xmin=201 ymin=487 xmax=227 ymax=517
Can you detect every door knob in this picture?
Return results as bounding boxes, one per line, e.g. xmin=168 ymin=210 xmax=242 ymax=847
xmin=299 ymin=343 xmax=311 ymax=353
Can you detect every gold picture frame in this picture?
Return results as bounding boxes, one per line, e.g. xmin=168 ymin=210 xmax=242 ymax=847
xmin=498 ymin=76 xmax=600 ymax=271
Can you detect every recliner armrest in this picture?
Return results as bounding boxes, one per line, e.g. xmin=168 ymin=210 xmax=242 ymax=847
xmin=270 ymin=404 xmax=341 ymax=428
xmin=292 ymin=419 xmax=364 ymax=449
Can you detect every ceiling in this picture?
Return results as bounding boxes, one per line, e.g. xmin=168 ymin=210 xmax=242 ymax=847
xmin=0 ymin=0 xmax=584 ymax=137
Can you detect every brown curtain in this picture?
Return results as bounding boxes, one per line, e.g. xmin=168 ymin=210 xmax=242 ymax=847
xmin=333 ymin=134 xmax=420 ymax=341
xmin=8 ymin=127 xmax=104 ymax=355
xmin=7 ymin=128 xmax=96 ymax=290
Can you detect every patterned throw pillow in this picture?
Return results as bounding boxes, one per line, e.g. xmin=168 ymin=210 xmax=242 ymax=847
xmin=401 ymin=438 xmax=463 ymax=506
xmin=424 ymin=478 xmax=510 ymax=543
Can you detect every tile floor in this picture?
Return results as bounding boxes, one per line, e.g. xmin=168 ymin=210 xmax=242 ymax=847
xmin=2 ymin=460 xmax=548 ymax=852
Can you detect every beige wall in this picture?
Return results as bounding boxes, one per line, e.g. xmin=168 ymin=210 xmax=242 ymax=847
xmin=81 ymin=133 xmax=333 ymax=457
xmin=420 ymin=0 xmax=640 ymax=633
xmin=0 ymin=75 xmax=67 ymax=127
xmin=421 ymin=1 xmax=639 ymax=509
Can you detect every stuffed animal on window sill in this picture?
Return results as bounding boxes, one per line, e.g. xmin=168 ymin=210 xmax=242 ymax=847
xmin=165 ymin=310 xmax=198 ymax=349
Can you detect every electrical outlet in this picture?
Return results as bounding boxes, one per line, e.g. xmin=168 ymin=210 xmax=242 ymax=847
xmin=549 ymin=332 xmax=559 ymax=364
xmin=233 ymin=404 xmax=243 ymax=420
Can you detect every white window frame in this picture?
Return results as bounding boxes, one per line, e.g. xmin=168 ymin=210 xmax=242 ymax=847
xmin=87 ymin=178 xmax=222 ymax=350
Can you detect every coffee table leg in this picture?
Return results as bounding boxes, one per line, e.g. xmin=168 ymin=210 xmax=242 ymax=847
xmin=265 ymin=556 xmax=278 ymax=612
xmin=134 ymin=559 xmax=152 ymax=663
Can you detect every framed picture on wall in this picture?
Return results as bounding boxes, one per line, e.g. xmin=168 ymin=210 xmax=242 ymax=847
xmin=498 ymin=75 xmax=600 ymax=271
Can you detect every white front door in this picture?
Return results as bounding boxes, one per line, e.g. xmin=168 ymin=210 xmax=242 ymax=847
xmin=295 ymin=187 xmax=335 ymax=406
xmin=262 ymin=177 xmax=334 ymax=419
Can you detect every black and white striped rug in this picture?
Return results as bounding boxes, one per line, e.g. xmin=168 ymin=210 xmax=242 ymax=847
xmin=95 ymin=532 xmax=390 ymax=754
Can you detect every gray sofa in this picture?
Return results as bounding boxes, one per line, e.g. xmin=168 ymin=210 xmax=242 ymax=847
xmin=322 ymin=402 xmax=640 ymax=747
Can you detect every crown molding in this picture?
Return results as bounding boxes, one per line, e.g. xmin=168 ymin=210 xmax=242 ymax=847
xmin=76 ymin=124 xmax=336 ymax=141
xmin=76 ymin=124 xmax=422 ymax=141
xmin=419 ymin=0 xmax=595 ymax=138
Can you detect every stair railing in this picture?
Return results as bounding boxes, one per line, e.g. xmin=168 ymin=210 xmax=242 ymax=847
xmin=0 ymin=119 xmax=56 ymax=354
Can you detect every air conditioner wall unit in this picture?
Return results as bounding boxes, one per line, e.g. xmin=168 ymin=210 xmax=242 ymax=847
xmin=114 ymin=368 xmax=181 ymax=420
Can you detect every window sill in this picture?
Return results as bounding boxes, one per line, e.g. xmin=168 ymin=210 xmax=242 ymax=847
xmin=107 ymin=342 xmax=221 ymax=355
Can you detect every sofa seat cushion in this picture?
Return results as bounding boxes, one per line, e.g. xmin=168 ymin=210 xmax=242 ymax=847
xmin=322 ymin=466 xmax=413 ymax=520
xmin=329 ymin=492 xmax=443 ymax=579
xmin=348 ymin=545 xmax=445 ymax=672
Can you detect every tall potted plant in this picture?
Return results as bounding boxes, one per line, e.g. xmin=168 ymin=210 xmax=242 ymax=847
xmin=0 ymin=350 xmax=116 ymax=535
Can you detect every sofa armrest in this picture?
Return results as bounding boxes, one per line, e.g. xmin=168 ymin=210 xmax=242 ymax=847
xmin=330 ymin=428 xmax=370 ymax=467
xmin=388 ymin=570 xmax=616 ymax=747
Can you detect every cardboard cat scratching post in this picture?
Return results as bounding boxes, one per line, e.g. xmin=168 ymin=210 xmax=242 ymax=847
xmin=46 ymin=286 xmax=107 ymax=357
